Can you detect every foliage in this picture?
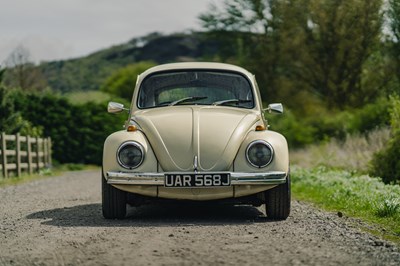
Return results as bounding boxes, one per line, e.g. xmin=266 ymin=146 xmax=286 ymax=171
xmin=345 ymin=97 xmax=391 ymax=133
xmin=64 ymin=90 xmax=124 ymax=105
xmin=304 ymin=0 xmax=383 ymax=107
xmin=290 ymin=127 xmax=390 ymax=173
xmin=0 ymin=68 xmax=6 ymax=82
xmin=200 ymin=0 xmax=385 ymax=108
xmin=0 ymin=86 xmax=43 ymax=136
xmin=375 ymin=198 xmax=400 ymax=218
xmin=101 ymin=62 xmax=155 ymax=101
xmin=370 ymin=95 xmax=400 ymax=184
xmin=268 ymin=109 xmax=316 ymax=147
xmin=268 ymin=96 xmax=390 ymax=148
xmin=6 ymin=89 xmax=126 ymax=165
xmin=3 ymin=45 xmax=48 ymax=91
xmin=388 ymin=0 xmax=400 ymax=84
xmin=292 ymin=166 xmax=400 ymax=239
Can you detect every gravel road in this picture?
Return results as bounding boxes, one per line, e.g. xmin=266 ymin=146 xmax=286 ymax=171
xmin=0 ymin=170 xmax=399 ymax=266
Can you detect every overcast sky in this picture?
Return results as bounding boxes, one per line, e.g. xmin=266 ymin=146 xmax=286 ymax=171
xmin=0 ymin=0 xmax=213 ymax=64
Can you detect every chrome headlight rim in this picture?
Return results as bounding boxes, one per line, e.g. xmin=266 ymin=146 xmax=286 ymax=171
xmin=116 ymin=141 xmax=145 ymax=169
xmin=246 ymin=140 xmax=274 ymax=168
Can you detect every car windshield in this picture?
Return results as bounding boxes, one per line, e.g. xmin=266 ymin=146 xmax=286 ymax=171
xmin=137 ymin=70 xmax=254 ymax=109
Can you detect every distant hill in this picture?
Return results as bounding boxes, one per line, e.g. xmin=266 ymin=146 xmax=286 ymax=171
xmin=38 ymin=32 xmax=220 ymax=92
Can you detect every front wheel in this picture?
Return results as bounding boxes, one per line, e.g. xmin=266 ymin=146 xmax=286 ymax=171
xmin=102 ymin=171 xmax=127 ymax=219
xmin=265 ymin=175 xmax=291 ymax=220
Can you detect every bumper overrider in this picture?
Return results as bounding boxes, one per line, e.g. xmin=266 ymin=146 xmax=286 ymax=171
xmin=106 ymin=171 xmax=287 ymax=186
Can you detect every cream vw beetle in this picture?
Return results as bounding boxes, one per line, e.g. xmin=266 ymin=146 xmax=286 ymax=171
xmin=103 ymin=62 xmax=290 ymax=219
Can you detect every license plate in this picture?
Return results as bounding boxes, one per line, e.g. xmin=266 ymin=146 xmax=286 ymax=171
xmin=164 ymin=173 xmax=231 ymax=187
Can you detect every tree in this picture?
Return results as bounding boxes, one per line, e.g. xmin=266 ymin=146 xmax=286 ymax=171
xmin=300 ymin=0 xmax=383 ymax=107
xmin=200 ymin=0 xmax=384 ymax=108
xmin=370 ymin=95 xmax=400 ymax=184
xmin=101 ymin=61 xmax=155 ymax=101
xmin=388 ymin=0 xmax=400 ymax=86
xmin=0 ymin=67 xmax=5 ymax=83
xmin=4 ymin=45 xmax=47 ymax=91
xmin=199 ymin=0 xmax=286 ymax=102
xmin=0 ymin=86 xmax=42 ymax=136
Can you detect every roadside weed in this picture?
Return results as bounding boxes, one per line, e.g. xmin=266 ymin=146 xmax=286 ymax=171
xmin=292 ymin=166 xmax=400 ymax=243
xmin=375 ymin=198 xmax=400 ymax=218
xmin=290 ymin=127 xmax=390 ymax=173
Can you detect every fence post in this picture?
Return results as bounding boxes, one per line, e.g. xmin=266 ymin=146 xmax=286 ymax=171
xmin=27 ymin=136 xmax=33 ymax=175
xmin=16 ymin=133 xmax=21 ymax=177
xmin=48 ymin=137 xmax=52 ymax=167
xmin=36 ymin=136 xmax=40 ymax=172
xmin=42 ymin=138 xmax=46 ymax=166
xmin=1 ymin=132 xmax=8 ymax=178
xmin=43 ymin=138 xmax=49 ymax=167
xmin=1 ymin=134 xmax=51 ymax=178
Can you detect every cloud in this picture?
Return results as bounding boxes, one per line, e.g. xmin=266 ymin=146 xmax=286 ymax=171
xmin=0 ymin=0 xmax=211 ymax=63
xmin=0 ymin=36 xmax=76 ymax=65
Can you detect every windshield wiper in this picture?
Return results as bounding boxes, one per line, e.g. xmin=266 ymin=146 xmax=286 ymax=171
xmin=212 ymin=99 xmax=252 ymax=106
xmin=169 ymin=96 xmax=208 ymax=106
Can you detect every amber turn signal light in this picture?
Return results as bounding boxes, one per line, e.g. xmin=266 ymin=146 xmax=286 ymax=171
xmin=255 ymin=125 xmax=266 ymax=131
xmin=127 ymin=125 xmax=138 ymax=132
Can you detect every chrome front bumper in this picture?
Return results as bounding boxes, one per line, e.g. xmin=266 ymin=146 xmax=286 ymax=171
xmin=106 ymin=171 xmax=287 ymax=186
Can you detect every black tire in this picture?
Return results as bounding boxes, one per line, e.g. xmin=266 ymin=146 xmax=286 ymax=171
xmin=102 ymin=171 xmax=127 ymax=219
xmin=265 ymin=175 xmax=291 ymax=220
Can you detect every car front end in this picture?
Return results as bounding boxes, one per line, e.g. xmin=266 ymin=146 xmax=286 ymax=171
xmin=102 ymin=62 xmax=290 ymax=219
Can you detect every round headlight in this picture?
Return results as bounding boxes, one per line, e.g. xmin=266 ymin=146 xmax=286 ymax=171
xmin=117 ymin=142 xmax=144 ymax=169
xmin=246 ymin=140 xmax=274 ymax=168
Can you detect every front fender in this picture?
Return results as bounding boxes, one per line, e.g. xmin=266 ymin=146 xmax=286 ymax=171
xmin=234 ymin=130 xmax=289 ymax=173
xmin=102 ymin=130 xmax=158 ymax=176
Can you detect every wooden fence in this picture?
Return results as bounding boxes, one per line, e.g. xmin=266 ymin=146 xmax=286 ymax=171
xmin=0 ymin=132 xmax=52 ymax=178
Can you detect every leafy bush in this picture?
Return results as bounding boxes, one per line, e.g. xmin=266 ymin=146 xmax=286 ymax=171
xmin=370 ymin=95 xmax=400 ymax=184
xmin=346 ymin=97 xmax=390 ymax=133
xmin=0 ymin=86 xmax=43 ymax=136
xmin=269 ymin=97 xmax=390 ymax=148
xmin=101 ymin=62 xmax=155 ymax=101
xmin=7 ymin=89 xmax=126 ymax=165
xmin=268 ymin=109 xmax=316 ymax=147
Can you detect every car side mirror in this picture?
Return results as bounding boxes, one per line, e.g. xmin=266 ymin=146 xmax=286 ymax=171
xmin=263 ymin=103 xmax=283 ymax=114
xmin=107 ymin=102 xmax=129 ymax=114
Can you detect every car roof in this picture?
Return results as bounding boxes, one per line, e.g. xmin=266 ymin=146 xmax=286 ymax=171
xmin=139 ymin=62 xmax=254 ymax=78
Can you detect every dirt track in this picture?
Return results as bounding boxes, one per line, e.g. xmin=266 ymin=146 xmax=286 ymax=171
xmin=0 ymin=170 xmax=399 ymax=265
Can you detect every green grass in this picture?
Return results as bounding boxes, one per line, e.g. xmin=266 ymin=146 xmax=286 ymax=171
xmin=0 ymin=164 xmax=99 ymax=188
xmin=0 ymin=170 xmax=54 ymax=187
xmin=290 ymin=127 xmax=390 ymax=173
xmin=292 ymin=166 xmax=400 ymax=244
xmin=64 ymin=91 xmax=114 ymax=105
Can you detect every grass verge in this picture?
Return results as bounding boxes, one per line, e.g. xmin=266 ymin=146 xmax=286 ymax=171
xmin=292 ymin=166 xmax=400 ymax=245
xmin=290 ymin=127 xmax=390 ymax=173
xmin=64 ymin=90 xmax=114 ymax=105
xmin=0 ymin=164 xmax=100 ymax=188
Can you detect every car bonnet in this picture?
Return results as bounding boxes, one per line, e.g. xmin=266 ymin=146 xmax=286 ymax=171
xmin=132 ymin=106 xmax=258 ymax=172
